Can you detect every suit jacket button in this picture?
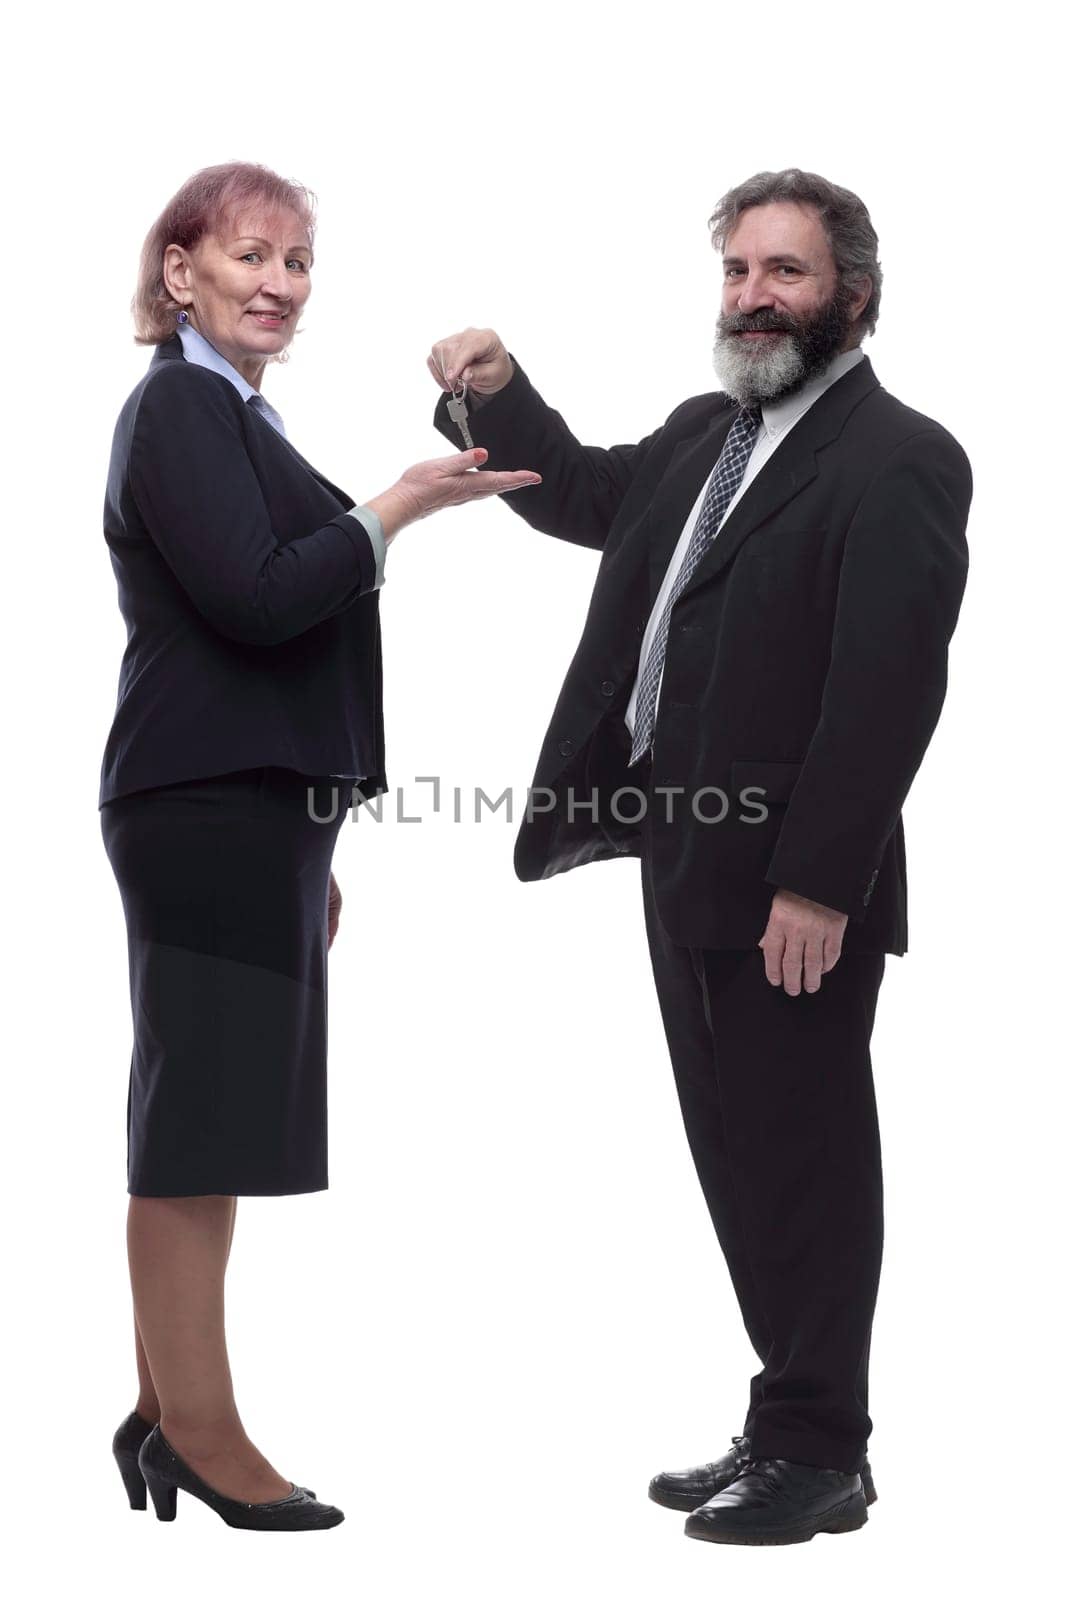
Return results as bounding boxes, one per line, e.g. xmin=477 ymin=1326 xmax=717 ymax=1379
xmin=559 ymin=738 xmax=575 ymax=758
xmin=600 ymin=680 xmax=615 ymax=698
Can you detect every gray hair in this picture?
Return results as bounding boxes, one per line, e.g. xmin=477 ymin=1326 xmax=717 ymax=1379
xmin=708 ymin=168 xmax=882 ymax=336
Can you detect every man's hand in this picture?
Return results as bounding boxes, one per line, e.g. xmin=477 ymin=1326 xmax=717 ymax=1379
xmin=426 ymin=327 xmax=514 ymax=400
xmin=758 ymin=888 xmax=848 ymax=995
xmin=327 ymin=871 xmax=342 ymax=951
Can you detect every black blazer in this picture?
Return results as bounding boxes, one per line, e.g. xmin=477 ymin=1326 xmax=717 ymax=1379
xmin=98 ymin=331 xmax=386 ymax=806
xmin=434 ymin=354 xmax=972 ymax=955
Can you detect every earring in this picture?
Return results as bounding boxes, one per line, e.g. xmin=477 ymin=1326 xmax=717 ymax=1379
xmin=176 ymin=307 xmax=189 ymax=324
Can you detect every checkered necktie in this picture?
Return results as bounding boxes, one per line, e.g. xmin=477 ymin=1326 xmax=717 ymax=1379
xmin=628 ymin=403 xmax=762 ymax=765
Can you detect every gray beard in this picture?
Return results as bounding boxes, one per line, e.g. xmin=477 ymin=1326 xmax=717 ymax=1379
xmin=712 ymin=330 xmax=810 ymax=406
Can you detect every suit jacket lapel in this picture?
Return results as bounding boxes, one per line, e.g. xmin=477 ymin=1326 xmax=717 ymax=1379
xmin=149 ymin=332 xmax=354 ymax=507
xmin=648 ymin=355 xmax=880 ymax=604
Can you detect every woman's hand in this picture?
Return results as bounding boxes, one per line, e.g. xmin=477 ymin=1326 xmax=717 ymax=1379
xmin=399 ymin=447 xmax=541 ymax=517
xmin=327 ymin=871 xmax=342 ymax=950
xmin=365 ymin=448 xmax=541 ymax=540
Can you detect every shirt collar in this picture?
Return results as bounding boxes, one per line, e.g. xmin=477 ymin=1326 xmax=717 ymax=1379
xmin=760 ymin=344 xmax=866 ymax=439
xmin=175 ymin=320 xmax=287 ymax=437
xmin=175 ymin=320 xmax=260 ymax=404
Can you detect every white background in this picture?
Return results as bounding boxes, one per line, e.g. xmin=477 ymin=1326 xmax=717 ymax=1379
xmin=4 ymin=2 xmax=1059 ymax=1595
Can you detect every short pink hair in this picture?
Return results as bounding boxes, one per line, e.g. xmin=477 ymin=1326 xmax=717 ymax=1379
xmin=131 ymin=160 xmax=317 ymax=345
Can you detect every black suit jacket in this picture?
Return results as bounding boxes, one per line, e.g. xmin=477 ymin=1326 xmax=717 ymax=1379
xmin=434 ymin=354 xmax=972 ymax=955
xmin=98 ymin=332 xmax=386 ymax=806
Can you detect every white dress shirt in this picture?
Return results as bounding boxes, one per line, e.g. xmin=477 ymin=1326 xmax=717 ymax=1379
xmin=624 ymin=344 xmax=867 ymax=738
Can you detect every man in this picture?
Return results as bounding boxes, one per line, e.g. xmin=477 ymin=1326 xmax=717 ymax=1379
xmin=429 ymin=168 xmax=971 ymax=1546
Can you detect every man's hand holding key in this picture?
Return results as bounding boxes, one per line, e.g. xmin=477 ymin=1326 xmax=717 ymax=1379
xmin=427 ymin=327 xmax=515 ymax=408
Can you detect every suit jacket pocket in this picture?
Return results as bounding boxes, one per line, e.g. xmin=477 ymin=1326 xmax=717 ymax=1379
xmin=729 ymin=759 xmax=804 ymax=806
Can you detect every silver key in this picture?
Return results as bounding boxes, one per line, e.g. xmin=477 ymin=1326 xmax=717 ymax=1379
xmin=446 ymin=379 xmax=475 ymax=449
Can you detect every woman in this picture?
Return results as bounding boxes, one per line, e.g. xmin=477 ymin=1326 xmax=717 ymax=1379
xmin=101 ymin=161 xmax=540 ymax=1532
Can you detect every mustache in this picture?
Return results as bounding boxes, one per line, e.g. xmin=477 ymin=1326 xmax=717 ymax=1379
xmin=722 ymin=310 xmax=800 ymax=335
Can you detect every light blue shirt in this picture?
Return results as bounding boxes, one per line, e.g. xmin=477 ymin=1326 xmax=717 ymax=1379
xmin=175 ymin=319 xmax=381 ymax=784
xmin=175 ymin=320 xmax=387 ymax=589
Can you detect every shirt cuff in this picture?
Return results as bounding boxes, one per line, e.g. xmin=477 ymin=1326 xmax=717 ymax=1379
xmin=345 ymin=505 xmax=387 ymax=590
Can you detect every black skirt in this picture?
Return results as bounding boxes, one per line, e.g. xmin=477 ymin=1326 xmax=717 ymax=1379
xmin=100 ymin=767 xmax=355 ymax=1197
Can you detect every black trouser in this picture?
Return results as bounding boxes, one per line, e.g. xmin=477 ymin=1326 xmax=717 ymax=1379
xmin=639 ymin=847 xmax=886 ymax=1474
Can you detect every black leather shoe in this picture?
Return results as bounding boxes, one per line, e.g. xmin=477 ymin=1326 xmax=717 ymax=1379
xmin=684 ymin=1456 xmax=868 ymax=1545
xmin=113 ymin=1409 xmax=156 ymax=1509
xmin=137 ymin=1425 xmax=342 ymax=1530
xmin=649 ymin=1434 xmax=877 ymax=1510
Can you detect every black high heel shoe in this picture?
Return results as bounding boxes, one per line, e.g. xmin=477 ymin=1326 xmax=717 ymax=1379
xmin=138 ymin=1424 xmax=344 ymax=1530
xmin=113 ymin=1409 xmax=156 ymax=1510
xmin=113 ymin=1410 xmax=317 ymax=1512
